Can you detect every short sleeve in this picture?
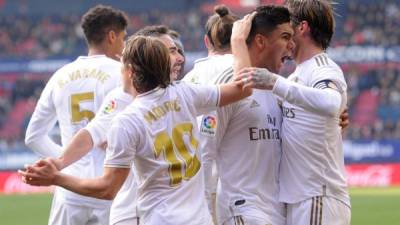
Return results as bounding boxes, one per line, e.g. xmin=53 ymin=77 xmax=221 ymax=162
xmin=180 ymin=81 xmax=220 ymax=116
xmin=85 ymin=89 xmax=133 ymax=146
xmin=104 ymin=117 xmax=138 ymax=168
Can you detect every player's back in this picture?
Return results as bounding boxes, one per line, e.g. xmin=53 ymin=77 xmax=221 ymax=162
xmin=279 ymin=53 xmax=349 ymax=207
xmin=108 ymin=82 xmax=218 ymax=225
xmin=50 ymin=55 xmax=121 ymax=206
xmin=184 ymin=54 xmax=234 ymax=85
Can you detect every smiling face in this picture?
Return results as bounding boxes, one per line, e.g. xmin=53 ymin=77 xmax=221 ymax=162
xmin=260 ymin=22 xmax=295 ymax=73
xmin=158 ymin=34 xmax=184 ymax=81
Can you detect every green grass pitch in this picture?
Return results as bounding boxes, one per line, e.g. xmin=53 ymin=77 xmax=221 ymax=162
xmin=0 ymin=187 xmax=399 ymax=225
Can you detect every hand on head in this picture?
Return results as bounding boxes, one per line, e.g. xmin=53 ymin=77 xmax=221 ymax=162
xmin=231 ymin=11 xmax=256 ymax=41
xmin=18 ymin=157 xmax=59 ymax=186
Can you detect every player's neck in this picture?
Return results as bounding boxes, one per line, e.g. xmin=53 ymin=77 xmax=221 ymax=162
xmin=295 ymin=44 xmax=324 ymax=65
xmin=87 ymin=45 xmax=115 ymax=59
xmin=123 ymin=85 xmax=137 ymax=97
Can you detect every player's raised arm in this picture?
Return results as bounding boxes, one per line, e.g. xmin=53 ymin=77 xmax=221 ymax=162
xmin=231 ymin=12 xmax=256 ymax=73
xmin=217 ymin=12 xmax=257 ymax=107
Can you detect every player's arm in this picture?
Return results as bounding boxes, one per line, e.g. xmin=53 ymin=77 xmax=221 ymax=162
xmin=231 ymin=12 xmax=256 ymax=73
xmin=235 ymin=67 xmax=344 ymax=117
xmin=54 ymin=129 xmax=94 ymax=169
xmin=21 ymin=116 xmax=135 ymax=199
xmin=20 ymin=159 xmax=129 ymax=200
xmin=272 ymin=76 xmax=343 ymax=117
xmin=25 ymin=78 xmax=62 ymax=158
xmin=215 ymin=12 xmax=257 ymax=106
xmin=55 ymin=89 xmax=132 ymax=169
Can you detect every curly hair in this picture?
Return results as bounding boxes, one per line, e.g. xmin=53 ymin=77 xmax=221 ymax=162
xmin=81 ymin=5 xmax=128 ymax=45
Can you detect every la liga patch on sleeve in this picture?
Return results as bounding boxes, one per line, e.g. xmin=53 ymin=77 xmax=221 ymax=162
xmin=200 ymin=115 xmax=217 ymax=137
xmin=102 ymin=99 xmax=117 ymax=114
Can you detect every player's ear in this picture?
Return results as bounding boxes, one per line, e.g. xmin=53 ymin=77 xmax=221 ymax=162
xmin=127 ymin=63 xmax=135 ymax=79
xmin=107 ymin=30 xmax=117 ymax=44
xmin=254 ymin=33 xmax=265 ymax=50
xmin=298 ymin=20 xmax=309 ymax=34
xmin=204 ymin=35 xmax=211 ymax=50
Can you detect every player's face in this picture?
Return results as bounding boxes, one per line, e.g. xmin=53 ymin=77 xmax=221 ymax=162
xmin=261 ymin=23 xmax=295 ymax=73
xmin=158 ymin=35 xmax=184 ymax=81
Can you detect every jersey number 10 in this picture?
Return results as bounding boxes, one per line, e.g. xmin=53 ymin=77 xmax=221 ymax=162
xmin=153 ymin=123 xmax=201 ymax=186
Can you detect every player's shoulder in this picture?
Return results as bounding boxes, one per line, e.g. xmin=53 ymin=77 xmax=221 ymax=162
xmin=112 ymin=103 xmax=141 ymax=129
xmin=307 ymin=54 xmax=342 ymax=72
xmin=101 ymin=87 xmax=133 ymax=113
xmin=212 ymin=66 xmax=234 ymax=85
xmin=305 ymin=54 xmax=344 ymax=79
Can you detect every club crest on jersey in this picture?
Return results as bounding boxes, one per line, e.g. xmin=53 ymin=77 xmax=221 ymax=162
xmin=102 ymin=99 xmax=117 ymax=114
xmin=200 ymin=115 xmax=217 ymax=137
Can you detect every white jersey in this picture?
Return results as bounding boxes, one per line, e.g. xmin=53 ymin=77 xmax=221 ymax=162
xmin=276 ymin=53 xmax=350 ymax=206
xmin=200 ymin=67 xmax=285 ymax=224
xmin=183 ymin=54 xmax=234 ymax=207
xmin=25 ymin=55 xmax=121 ymax=207
xmin=104 ymin=82 xmax=219 ymax=225
xmin=85 ymin=87 xmax=138 ymax=224
xmin=184 ymin=54 xmax=234 ymax=85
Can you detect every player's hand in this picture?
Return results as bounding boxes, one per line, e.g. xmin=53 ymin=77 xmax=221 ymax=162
xmin=234 ymin=67 xmax=279 ymax=90
xmin=18 ymin=158 xmax=59 ymax=186
xmin=231 ymin=11 xmax=256 ymax=41
xmin=339 ymin=108 xmax=349 ymax=132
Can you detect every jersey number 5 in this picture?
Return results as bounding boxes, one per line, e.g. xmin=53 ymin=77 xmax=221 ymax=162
xmin=153 ymin=123 xmax=201 ymax=186
xmin=70 ymin=92 xmax=95 ymax=123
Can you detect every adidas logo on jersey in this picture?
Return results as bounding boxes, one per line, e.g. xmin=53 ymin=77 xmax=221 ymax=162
xmin=250 ymin=99 xmax=260 ymax=108
xmin=314 ymin=55 xmax=329 ymax=67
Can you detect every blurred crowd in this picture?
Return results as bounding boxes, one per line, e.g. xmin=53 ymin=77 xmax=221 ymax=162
xmin=1 ymin=0 xmax=399 ymax=151
xmin=0 ymin=9 xmax=207 ymax=59
xmin=332 ymin=0 xmax=400 ymax=47
xmin=346 ymin=67 xmax=400 ymax=140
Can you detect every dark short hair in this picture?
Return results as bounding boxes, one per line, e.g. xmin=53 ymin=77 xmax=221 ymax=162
xmin=205 ymin=5 xmax=238 ymax=51
xmin=134 ymin=25 xmax=169 ymax=38
xmin=247 ymin=5 xmax=291 ymax=44
xmin=81 ymin=5 xmax=128 ymax=45
xmin=122 ymin=36 xmax=171 ymax=93
xmin=286 ymin=0 xmax=335 ymax=50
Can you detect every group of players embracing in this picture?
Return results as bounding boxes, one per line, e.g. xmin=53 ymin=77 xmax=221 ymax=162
xmin=20 ymin=1 xmax=351 ymax=225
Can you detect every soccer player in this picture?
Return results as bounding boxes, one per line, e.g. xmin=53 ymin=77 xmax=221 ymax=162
xmin=235 ymin=0 xmax=351 ymax=224
xmin=24 ymin=26 xmax=185 ymax=225
xmin=199 ymin=5 xmax=294 ymax=225
xmin=24 ymin=5 xmax=128 ymax=225
xmin=183 ymin=6 xmax=238 ymax=219
xmin=20 ymin=35 xmax=253 ymax=225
